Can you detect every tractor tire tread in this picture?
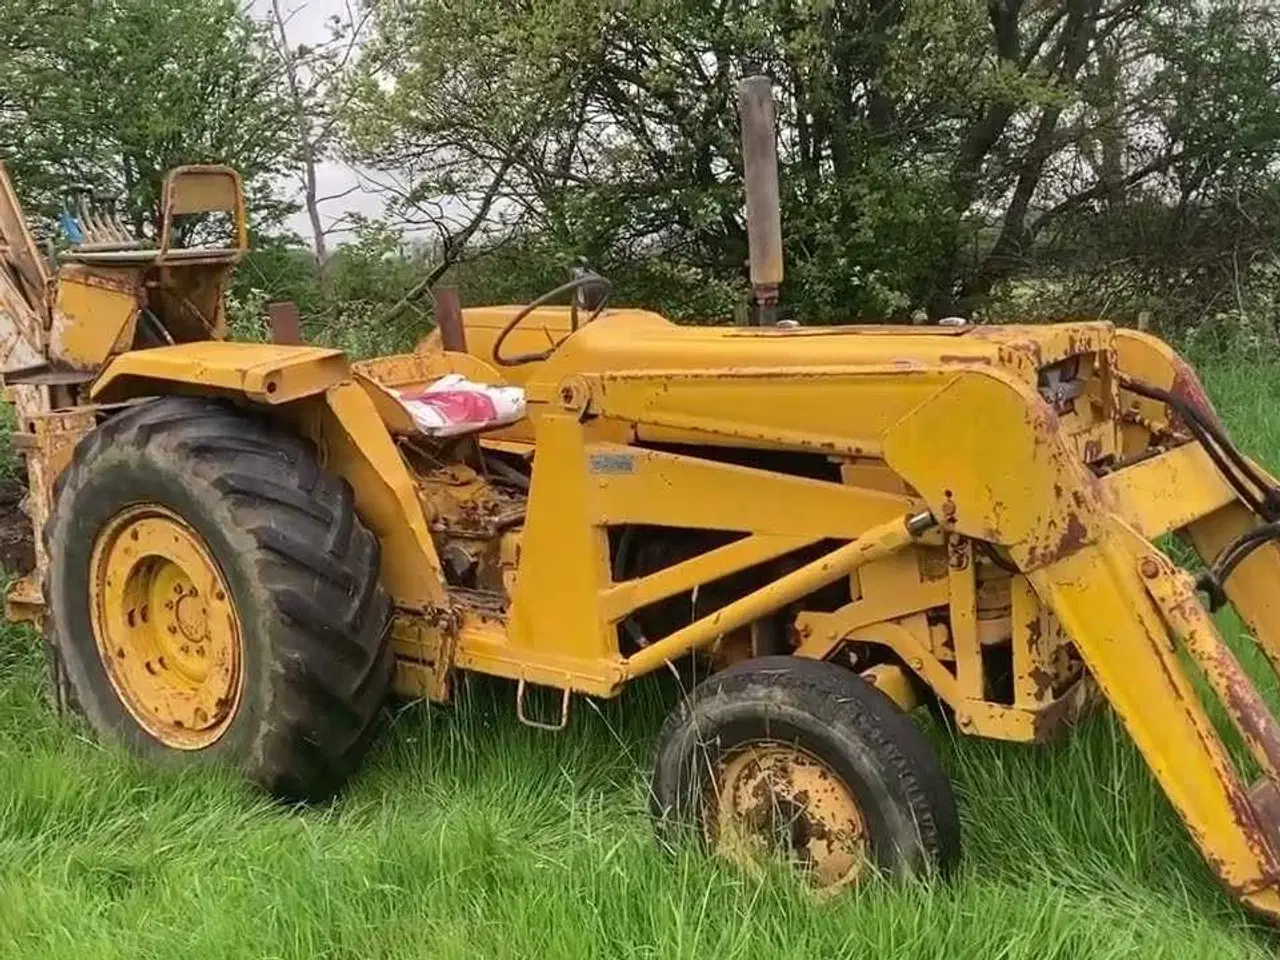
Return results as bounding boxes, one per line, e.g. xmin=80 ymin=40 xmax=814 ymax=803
xmin=45 ymin=396 xmax=393 ymax=802
xmin=651 ymin=654 xmax=961 ymax=879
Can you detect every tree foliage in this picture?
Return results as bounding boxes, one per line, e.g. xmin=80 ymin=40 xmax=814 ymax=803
xmin=346 ymin=0 xmax=1280 ymax=327
xmin=0 ymin=0 xmax=296 ymax=237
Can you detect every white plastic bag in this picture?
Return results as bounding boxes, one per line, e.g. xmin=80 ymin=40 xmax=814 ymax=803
xmin=393 ymin=373 xmax=526 ymax=437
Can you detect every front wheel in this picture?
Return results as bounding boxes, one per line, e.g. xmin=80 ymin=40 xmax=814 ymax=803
xmin=649 ymin=656 xmax=960 ymax=891
xmin=45 ymin=396 xmax=393 ymax=802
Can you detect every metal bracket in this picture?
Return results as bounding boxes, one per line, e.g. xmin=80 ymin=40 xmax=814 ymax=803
xmin=515 ymin=678 xmax=572 ymax=731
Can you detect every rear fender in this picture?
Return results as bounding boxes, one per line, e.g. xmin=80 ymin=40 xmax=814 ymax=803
xmin=89 ymin=341 xmax=450 ymax=614
xmin=90 ymin=342 xmax=349 ymax=404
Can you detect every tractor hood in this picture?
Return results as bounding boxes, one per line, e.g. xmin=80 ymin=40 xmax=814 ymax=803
xmin=447 ymin=305 xmax=1113 ymax=390
xmin=443 ymin=306 xmax=1122 ymax=468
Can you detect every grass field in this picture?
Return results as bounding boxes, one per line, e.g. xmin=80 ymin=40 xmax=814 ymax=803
xmin=5 ymin=362 xmax=1280 ymax=959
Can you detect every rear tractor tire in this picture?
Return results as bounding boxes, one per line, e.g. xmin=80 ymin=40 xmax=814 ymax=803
xmin=44 ymin=396 xmax=394 ymax=802
xmin=649 ymin=656 xmax=960 ymax=891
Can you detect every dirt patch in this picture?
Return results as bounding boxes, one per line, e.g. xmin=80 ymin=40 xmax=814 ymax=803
xmin=0 ymin=480 xmax=35 ymax=576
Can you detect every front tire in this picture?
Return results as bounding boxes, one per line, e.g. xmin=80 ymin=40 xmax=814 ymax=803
xmin=649 ymin=656 xmax=960 ymax=890
xmin=45 ymin=396 xmax=393 ymax=802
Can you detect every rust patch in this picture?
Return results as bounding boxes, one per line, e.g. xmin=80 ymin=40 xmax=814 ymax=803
xmin=1140 ymin=571 xmax=1280 ymax=887
xmin=1026 ymin=612 xmax=1042 ymax=647
xmin=1038 ymin=512 xmax=1089 ymax=565
xmin=1170 ymin=356 xmax=1224 ymax=431
xmin=1247 ymin=781 xmax=1280 ymax=865
xmin=1218 ymin=651 xmax=1280 ymax=779
xmin=941 ymin=490 xmax=958 ymax=526
xmin=1028 ymin=664 xmax=1056 ymax=701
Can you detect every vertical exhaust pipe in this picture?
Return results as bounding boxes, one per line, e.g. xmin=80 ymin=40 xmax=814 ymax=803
xmin=737 ymin=73 xmax=783 ymax=326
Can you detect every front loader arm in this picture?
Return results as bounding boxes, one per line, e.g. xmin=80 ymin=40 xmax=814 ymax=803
xmin=884 ymin=366 xmax=1280 ymax=920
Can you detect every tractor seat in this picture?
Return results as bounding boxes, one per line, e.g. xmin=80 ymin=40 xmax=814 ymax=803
xmin=60 ymin=246 xmax=244 ymax=267
xmin=58 ymin=165 xmax=248 ymax=270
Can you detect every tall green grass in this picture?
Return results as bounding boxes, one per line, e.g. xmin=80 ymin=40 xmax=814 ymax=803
xmin=2 ymin=361 xmax=1280 ymax=958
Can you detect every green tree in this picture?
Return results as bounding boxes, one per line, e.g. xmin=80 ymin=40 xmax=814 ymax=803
xmin=0 ymin=0 xmax=296 ymax=239
xmin=345 ymin=0 xmax=1280 ymax=325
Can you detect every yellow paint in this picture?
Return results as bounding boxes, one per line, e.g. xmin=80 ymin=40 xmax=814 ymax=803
xmin=948 ymin=536 xmax=982 ymax=700
xmin=505 ymin=413 xmax=616 ymax=663
xmin=1030 ymin=529 xmax=1280 ymax=897
xmin=51 ymin=267 xmax=142 ymax=369
xmin=18 ymin=204 xmax=1280 ymax=919
xmin=711 ymin=742 xmax=870 ymax=891
xmin=1188 ymin=502 xmax=1280 ymax=672
xmin=89 ymin=505 xmax=243 ymax=749
xmin=92 ymin=341 xmax=350 ymax=404
xmin=1102 ymin=441 xmax=1236 ymax=538
xmin=158 ymin=165 xmax=248 ymax=257
xmin=586 ymin=443 xmax=915 ymax=538
xmin=308 ymin=382 xmax=449 ymax=611
xmin=861 ymin=663 xmax=918 ymax=712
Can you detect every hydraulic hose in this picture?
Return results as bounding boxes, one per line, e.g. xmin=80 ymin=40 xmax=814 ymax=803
xmin=1118 ymin=374 xmax=1280 ymax=521
xmin=1120 ymin=373 xmax=1280 ymax=607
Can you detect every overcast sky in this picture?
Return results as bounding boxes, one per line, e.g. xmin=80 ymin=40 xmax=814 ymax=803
xmin=248 ymin=0 xmax=384 ymax=244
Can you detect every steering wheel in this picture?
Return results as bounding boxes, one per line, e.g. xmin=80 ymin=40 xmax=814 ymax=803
xmin=491 ymin=273 xmax=612 ymax=367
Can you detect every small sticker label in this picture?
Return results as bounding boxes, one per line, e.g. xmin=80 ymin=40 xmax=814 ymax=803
xmin=589 ymin=452 xmax=634 ymax=475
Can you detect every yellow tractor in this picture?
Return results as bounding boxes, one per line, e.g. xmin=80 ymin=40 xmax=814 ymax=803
xmin=7 ymin=77 xmax=1280 ymax=919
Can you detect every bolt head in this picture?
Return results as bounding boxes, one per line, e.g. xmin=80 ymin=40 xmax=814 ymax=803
xmin=1140 ymin=557 xmax=1160 ymax=579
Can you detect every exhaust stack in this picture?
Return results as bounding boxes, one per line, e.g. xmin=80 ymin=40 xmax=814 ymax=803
xmin=737 ymin=73 xmax=783 ymax=326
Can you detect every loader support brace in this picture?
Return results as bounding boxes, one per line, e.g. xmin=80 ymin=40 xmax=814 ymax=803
xmin=1031 ymin=522 xmax=1280 ymax=916
xmin=619 ymin=511 xmax=936 ymax=678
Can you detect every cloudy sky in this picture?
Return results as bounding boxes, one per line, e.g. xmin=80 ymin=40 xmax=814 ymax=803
xmin=249 ymin=0 xmax=384 ymax=244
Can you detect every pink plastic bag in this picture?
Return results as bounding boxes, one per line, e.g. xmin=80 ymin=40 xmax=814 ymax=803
xmin=393 ymin=374 xmax=525 ymax=437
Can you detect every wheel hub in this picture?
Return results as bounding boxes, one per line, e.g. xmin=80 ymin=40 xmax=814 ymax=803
xmin=89 ymin=505 xmax=243 ymax=749
xmin=709 ymin=741 xmax=869 ymax=891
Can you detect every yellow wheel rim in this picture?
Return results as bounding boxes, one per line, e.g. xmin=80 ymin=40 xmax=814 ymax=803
xmin=89 ymin=504 xmax=244 ymax=750
xmin=708 ymin=741 xmax=870 ymax=892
